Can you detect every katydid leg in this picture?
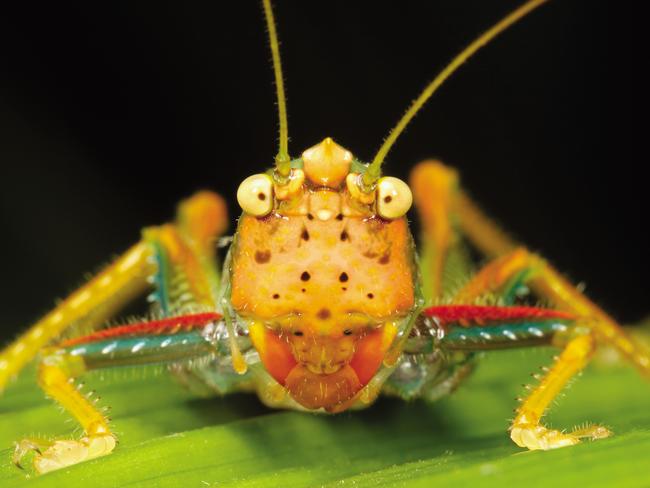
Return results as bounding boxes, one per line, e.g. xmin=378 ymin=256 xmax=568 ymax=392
xmin=13 ymin=313 xmax=228 ymax=474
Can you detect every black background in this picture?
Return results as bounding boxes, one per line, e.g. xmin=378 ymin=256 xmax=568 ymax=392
xmin=0 ymin=1 xmax=642 ymax=343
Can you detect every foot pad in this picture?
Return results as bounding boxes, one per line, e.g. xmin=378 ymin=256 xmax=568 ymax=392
xmin=14 ymin=434 xmax=116 ymax=474
xmin=511 ymin=423 xmax=611 ymax=450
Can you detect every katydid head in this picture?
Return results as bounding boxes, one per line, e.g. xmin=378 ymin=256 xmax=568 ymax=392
xmin=231 ymin=138 xmax=417 ymax=411
xmin=228 ymin=0 xmax=551 ymax=411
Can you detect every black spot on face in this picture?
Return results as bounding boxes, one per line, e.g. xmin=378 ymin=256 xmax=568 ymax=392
xmin=307 ymin=213 xmax=314 ymax=220
xmin=301 ymin=271 xmax=311 ymax=281
xmin=343 ymin=329 xmax=353 ymax=336
xmin=379 ymin=252 xmax=390 ymax=264
xmin=367 ymin=293 xmax=374 ymax=299
xmin=294 ymin=330 xmax=304 ymax=337
xmin=336 ymin=213 xmax=344 ymax=221
xmin=301 ymin=288 xmax=306 ymax=293
xmin=339 ymin=272 xmax=349 ymax=282
xmin=301 ymin=229 xmax=310 ymax=241
xmin=317 ymin=308 xmax=331 ymax=320
xmin=341 ymin=287 xmax=347 ymax=291
xmin=255 ymin=250 xmax=271 ymax=263
xmin=272 ymin=293 xmax=280 ymax=299
xmin=340 ymin=230 xmax=349 ymax=241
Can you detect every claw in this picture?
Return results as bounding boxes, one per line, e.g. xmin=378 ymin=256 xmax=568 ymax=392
xmin=14 ymin=435 xmax=116 ymax=474
xmin=13 ymin=439 xmax=46 ymax=470
xmin=510 ymin=423 xmax=611 ymax=450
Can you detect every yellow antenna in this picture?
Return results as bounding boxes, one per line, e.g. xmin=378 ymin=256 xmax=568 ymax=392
xmin=262 ymin=0 xmax=291 ymax=177
xmin=363 ymin=0 xmax=549 ymax=186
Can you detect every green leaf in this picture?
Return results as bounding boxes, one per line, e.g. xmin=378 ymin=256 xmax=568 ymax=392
xmin=1 ymin=347 xmax=648 ymax=487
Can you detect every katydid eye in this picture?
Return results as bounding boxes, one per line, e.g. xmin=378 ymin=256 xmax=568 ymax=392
xmin=237 ymin=174 xmax=274 ymax=216
xmin=376 ymin=176 xmax=412 ymax=219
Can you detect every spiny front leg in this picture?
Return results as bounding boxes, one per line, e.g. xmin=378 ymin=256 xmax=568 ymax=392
xmin=13 ymin=312 xmax=223 ymax=474
xmin=450 ymin=247 xmax=646 ymax=449
xmin=510 ymin=333 xmax=611 ymax=450
xmin=420 ymin=303 xmax=609 ymax=444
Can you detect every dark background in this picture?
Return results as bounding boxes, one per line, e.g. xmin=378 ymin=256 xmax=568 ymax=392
xmin=0 ymin=1 xmax=641 ymax=343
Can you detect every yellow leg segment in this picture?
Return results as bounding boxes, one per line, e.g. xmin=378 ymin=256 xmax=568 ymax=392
xmin=510 ymin=334 xmax=611 ymax=450
xmin=150 ymin=225 xmax=218 ymax=308
xmin=454 ymin=247 xmax=531 ymax=302
xmin=0 ymin=242 xmax=155 ymax=393
xmin=13 ymin=352 xmax=116 ymax=474
xmin=176 ymin=190 xmax=228 ymax=252
xmin=456 ymin=247 xmax=650 ymax=377
xmin=144 ymin=191 xmax=228 ymax=311
xmin=455 ymin=190 xmax=519 ymax=257
xmin=410 ymin=161 xmax=460 ymax=299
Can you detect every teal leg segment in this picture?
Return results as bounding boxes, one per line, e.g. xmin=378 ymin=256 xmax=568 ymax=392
xmin=62 ymin=331 xmax=218 ymax=370
xmin=390 ymin=311 xmax=576 ymax=402
xmin=148 ymin=239 xmax=172 ymax=316
xmin=440 ymin=319 xmax=573 ymax=351
xmin=500 ymin=268 xmax=535 ymax=305
xmin=54 ymin=320 xmax=253 ymax=396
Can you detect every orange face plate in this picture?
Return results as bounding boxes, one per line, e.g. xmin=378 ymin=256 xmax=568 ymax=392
xmin=230 ymin=190 xmax=416 ymax=410
xmin=230 ymin=211 xmax=415 ymax=330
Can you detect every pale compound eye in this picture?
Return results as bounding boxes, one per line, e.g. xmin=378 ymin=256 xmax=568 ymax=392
xmin=237 ymin=174 xmax=274 ymax=216
xmin=376 ymin=176 xmax=412 ymax=219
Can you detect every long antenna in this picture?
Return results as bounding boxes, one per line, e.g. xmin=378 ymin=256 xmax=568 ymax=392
xmin=262 ymin=0 xmax=291 ymax=177
xmin=363 ymin=0 xmax=549 ymax=187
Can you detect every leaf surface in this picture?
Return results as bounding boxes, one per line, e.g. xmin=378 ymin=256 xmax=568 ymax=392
xmin=1 ymin=348 xmax=648 ymax=487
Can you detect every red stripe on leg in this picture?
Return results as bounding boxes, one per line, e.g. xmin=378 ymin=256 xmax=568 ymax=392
xmin=424 ymin=305 xmax=574 ymax=326
xmin=59 ymin=312 xmax=222 ymax=347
